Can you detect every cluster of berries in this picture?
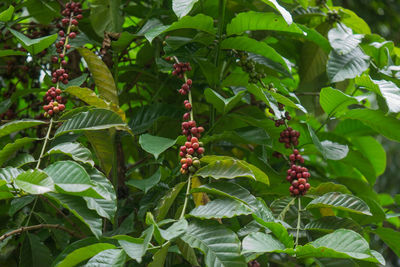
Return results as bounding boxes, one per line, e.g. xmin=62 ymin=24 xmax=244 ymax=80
xmin=235 ymin=51 xmax=266 ymax=83
xmin=50 ymin=68 xmax=69 ymax=84
xmin=172 ymin=62 xmax=192 ymax=78
xmin=181 ymin=120 xmax=205 ymax=142
xmin=278 ymin=127 xmax=300 ymax=148
xmin=178 ymin=79 xmax=192 ymax=95
xmin=43 ymin=87 xmax=66 ymax=117
xmin=270 ymin=103 xmax=291 ymax=127
xmin=286 ymin=162 xmax=311 ymax=196
xmin=179 ymin=137 xmax=204 ymax=175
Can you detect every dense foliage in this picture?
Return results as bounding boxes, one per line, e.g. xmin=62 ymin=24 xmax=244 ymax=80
xmin=0 ymin=0 xmax=400 ymax=266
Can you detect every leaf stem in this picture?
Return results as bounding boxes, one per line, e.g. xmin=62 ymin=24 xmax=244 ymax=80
xmin=295 ymin=197 xmax=301 ymax=247
xmin=36 ymin=118 xmax=53 ymax=169
xmin=179 ymin=175 xmax=191 ymax=219
xmin=25 ymin=196 xmax=38 ymax=226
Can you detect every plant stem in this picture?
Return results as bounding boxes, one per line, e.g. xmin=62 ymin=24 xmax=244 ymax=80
xmin=0 ymin=224 xmax=83 ymax=241
xmin=179 ymin=175 xmax=192 ymax=219
xmin=25 ymin=196 xmax=38 ymax=226
xmin=295 ymin=197 xmax=301 ymax=247
xmin=36 ymin=118 xmax=53 ymax=169
xmin=215 ymin=0 xmax=226 ymax=67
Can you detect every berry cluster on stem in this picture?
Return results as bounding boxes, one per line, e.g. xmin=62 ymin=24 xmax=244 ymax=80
xmin=167 ymin=56 xmax=205 ymax=175
xmin=43 ymin=1 xmax=82 ymax=118
xmin=273 ymin=104 xmax=311 ymax=196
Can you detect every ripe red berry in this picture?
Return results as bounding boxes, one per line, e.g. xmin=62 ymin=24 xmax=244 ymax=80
xmin=192 ymin=142 xmax=199 ymax=149
xmin=185 ymin=142 xmax=191 ymax=148
xmin=61 ymin=60 xmax=67 ymax=66
xmin=298 ymin=178 xmax=306 ymax=184
xmin=197 ymin=147 xmax=204 ymax=154
xmin=187 ymin=148 xmax=194 ymax=154
xmin=298 ymin=184 xmax=305 ymax=190
xmin=69 ymin=32 xmax=76 ymax=39
xmin=188 ymin=120 xmax=196 ymax=127
xmin=186 ymin=79 xmax=192 ymax=86
xmin=305 ymin=183 xmax=310 ymax=189
xmin=293 ymin=149 xmax=299 ymax=155
xmin=185 ymin=103 xmax=192 ymax=110
xmin=289 ymin=154 xmax=295 ymax=161
xmin=76 ymin=14 xmax=83 ymax=20
xmin=191 ymin=137 xmax=198 ymax=143
xmin=197 ymin=126 xmax=204 ymax=133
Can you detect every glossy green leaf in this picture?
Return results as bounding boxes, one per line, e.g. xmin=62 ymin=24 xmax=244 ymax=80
xmin=44 ymin=161 xmax=103 ymax=198
xmin=260 ymin=0 xmax=292 ymax=25
xmin=319 ymin=87 xmax=358 ymax=115
xmin=59 ymin=74 xmax=88 ymax=90
xmin=148 ymin=243 xmax=170 ymax=267
xmin=7 ymin=153 xmax=35 ymax=168
xmin=321 ymin=140 xmax=349 ymax=160
xmin=9 ymin=195 xmax=35 ymax=216
xmin=341 ymin=109 xmax=400 ymax=142
xmin=86 ymin=249 xmax=126 ymax=267
xmin=270 ymin=197 xmax=296 ymax=221
xmin=227 ymin=11 xmax=303 ymax=36
xmin=200 ymin=155 xmax=269 ymax=185
xmin=191 ymin=181 xmax=258 ymax=209
xmin=15 ymin=169 xmax=54 ymax=194
xmin=46 ymin=142 xmax=94 ymax=166
xmin=189 ymin=198 xmax=253 ymax=219
xmin=176 ymin=238 xmax=200 ymax=266
xmin=0 ymin=5 xmax=14 ymax=22
xmin=328 ymin=24 xmax=363 ymax=54
xmin=127 ymin=168 xmax=161 ymax=193
xmin=327 ymin=47 xmax=369 ymax=82
xmin=374 ymin=227 xmax=400 ymax=258
xmin=160 ymin=219 xmax=188 ymax=240
xmin=195 ymin=159 xmax=255 ymax=180
xmin=0 ymin=137 xmax=37 ymax=167
xmin=0 ymin=166 xmax=23 ymax=183
xmin=46 ymin=193 xmax=103 ymax=238
xmin=55 ymin=109 xmax=127 ymax=137
xmin=85 ymin=129 xmax=115 ymax=176
xmin=220 ymin=37 xmax=289 ymax=70
xmin=306 ymin=192 xmax=372 ymax=215
xmin=305 ymin=216 xmax=362 ymax=233
xmin=172 ymin=0 xmax=198 ymax=18
xmin=55 ymin=243 xmax=116 ymax=267
xmin=242 ymin=232 xmax=286 ymax=254
xmin=356 ymin=75 xmax=400 ymax=113
xmin=78 ymin=48 xmax=119 ymax=104
xmin=89 ymin=0 xmax=123 ymax=36
xmin=115 ymin=225 xmax=154 ymax=263
xmin=0 ymin=49 xmax=27 ymax=57
xmin=139 ymin=134 xmax=177 ymax=159
xmin=0 ymin=119 xmax=45 ymax=138
xmin=204 ymin=88 xmax=245 ymax=114
xmin=352 ymin=136 xmax=386 ymax=176
xmin=180 ymin=220 xmax=246 ymax=267
xmin=154 ymin=182 xmax=186 ymax=221
xmin=9 ymin=29 xmax=57 ymax=55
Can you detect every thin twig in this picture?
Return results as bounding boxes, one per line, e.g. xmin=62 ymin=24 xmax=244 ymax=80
xmin=36 ymin=118 xmax=53 ymax=168
xmin=295 ymin=198 xmax=302 ymax=247
xmin=0 ymin=224 xmax=82 ymax=242
xmin=180 ymin=176 xmax=192 ymax=219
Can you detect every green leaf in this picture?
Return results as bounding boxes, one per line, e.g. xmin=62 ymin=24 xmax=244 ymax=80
xmin=9 ymin=29 xmax=57 ymax=55
xmin=260 ymin=0 xmax=292 ymax=25
xmin=126 ymin=168 xmax=161 ymax=193
xmin=55 ymin=108 xmax=127 ymax=137
xmin=0 ymin=49 xmax=27 ymax=57
xmin=195 ymin=159 xmax=255 ymax=180
xmin=374 ymin=227 xmax=400 ymax=258
xmin=341 ymin=109 xmax=400 ymax=142
xmin=305 ymin=216 xmax=362 ymax=233
xmin=85 ymin=129 xmax=115 ymax=176
xmin=115 ymin=225 xmax=154 ymax=263
xmin=160 ymin=219 xmax=188 ymax=240
xmin=145 ymin=212 xmax=163 ymax=245
xmin=321 ymin=140 xmax=349 ymax=160
xmin=241 ymin=232 xmax=286 ymax=254
xmin=59 ymin=74 xmax=88 ymax=90
xmin=84 ymin=168 xmax=117 ymax=221
xmin=0 ymin=137 xmax=37 ymax=167
xmin=296 ymin=229 xmax=384 ymax=264
xmin=55 ymin=243 xmax=116 ymax=267
xmin=0 ymin=119 xmax=44 ymax=138
xmin=191 ymin=181 xmax=258 ymax=209
xmin=46 ymin=142 xmax=94 ymax=166
xmin=86 ymin=249 xmax=126 ymax=267
xmin=333 ymin=7 xmax=371 ymax=34
xmin=204 ymin=88 xmax=245 ymax=114
xmin=189 ymin=198 xmax=253 ymax=219
xmin=65 ymin=86 xmax=125 ymax=120
xmin=44 ymin=161 xmax=103 ymax=198
xmin=20 ymin=233 xmax=52 ymax=267
xmin=77 ymin=48 xmax=119 ymax=104
xmin=0 ymin=166 xmax=23 ymax=183
xmin=89 ymin=0 xmax=123 ymax=36
xmin=154 ymin=182 xmax=186 ymax=221
xmin=7 ymin=153 xmax=35 ymax=168
xmin=306 ymin=192 xmax=372 ymax=215
xmin=220 ymin=37 xmax=289 ymax=70
xmin=139 ymin=134 xmax=177 ymax=159
xmin=0 ymin=5 xmax=14 ymax=22
xmin=319 ymin=87 xmax=358 ymax=115
xmin=173 ymin=0 xmax=198 ymax=18
xmin=25 ymin=0 xmax=59 ymax=25
xmin=269 ymin=91 xmax=307 ymax=113
xmin=200 ymin=155 xmax=269 ymax=185
xmin=9 ymin=195 xmax=35 ymax=216
xmin=327 ymin=47 xmax=369 ymax=82
xmin=352 ymin=136 xmax=386 ymax=176
xmin=148 ymin=243 xmax=170 ymax=267
xmin=328 ymin=24 xmax=363 ymax=55
xmin=356 ymin=76 xmax=400 ymax=113
xmin=226 ymin=11 xmax=303 ymax=36
xmin=176 ymin=238 xmax=200 ymax=266
xmin=180 ymin=220 xmax=246 ymax=267
xmin=15 ymin=169 xmax=54 ymax=194
xmin=46 ymin=193 xmax=103 ymax=238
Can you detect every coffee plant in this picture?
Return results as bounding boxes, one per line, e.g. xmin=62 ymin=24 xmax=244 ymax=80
xmin=1 ymin=0 xmax=400 ymax=266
